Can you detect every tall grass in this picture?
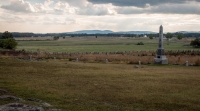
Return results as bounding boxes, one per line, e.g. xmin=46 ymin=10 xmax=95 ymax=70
xmin=1 ymin=50 xmax=200 ymax=65
xmin=0 ymin=58 xmax=200 ymax=110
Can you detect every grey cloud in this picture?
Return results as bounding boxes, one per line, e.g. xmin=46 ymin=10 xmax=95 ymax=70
xmin=77 ymin=5 xmax=110 ymax=15
xmin=59 ymin=0 xmax=86 ymax=7
xmin=87 ymin=0 xmax=200 ymax=7
xmin=0 ymin=14 xmax=25 ymax=23
xmin=150 ymin=3 xmax=200 ymax=14
xmin=115 ymin=2 xmax=200 ymax=15
xmin=1 ymin=0 xmax=35 ymax=13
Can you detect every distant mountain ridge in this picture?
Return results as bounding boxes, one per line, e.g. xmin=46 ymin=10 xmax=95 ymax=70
xmin=176 ymin=31 xmax=200 ymax=34
xmin=113 ymin=31 xmax=157 ymax=34
xmin=66 ymin=30 xmax=113 ymax=34
xmin=66 ymin=30 xmax=157 ymax=34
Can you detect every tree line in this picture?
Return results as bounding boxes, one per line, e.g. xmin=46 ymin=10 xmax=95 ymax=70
xmin=0 ymin=31 xmax=200 ymax=49
xmin=0 ymin=32 xmax=199 ymax=38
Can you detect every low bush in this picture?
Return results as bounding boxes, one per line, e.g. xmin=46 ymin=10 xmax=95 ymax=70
xmin=0 ymin=38 xmax=18 ymax=49
xmin=136 ymin=42 xmax=144 ymax=45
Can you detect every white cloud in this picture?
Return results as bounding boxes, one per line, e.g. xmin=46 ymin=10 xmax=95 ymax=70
xmin=0 ymin=0 xmax=200 ymax=33
xmin=76 ymin=3 xmax=116 ymax=15
xmin=59 ymin=0 xmax=88 ymax=7
xmin=1 ymin=0 xmax=35 ymax=13
xmin=34 ymin=3 xmax=45 ymax=12
xmin=115 ymin=1 xmax=200 ymax=15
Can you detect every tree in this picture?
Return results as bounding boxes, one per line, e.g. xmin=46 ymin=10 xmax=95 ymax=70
xmin=0 ymin=38 xmax=18 ymax=49
xmin=2 ymin=31 xmax=13 ymax=39
xmin=149 ymin=34 xmax=153 ymax=39
xmin=0 ymin=31 xmax=18 ymax=49
xmin=136 ymin=42 xmax=144 ymax=45
xmin=166 ymin=33 xmax=173 ymax=39
xmin=177 ymin=33 xmax=184 ymax=40
xmin=53 ymin=36 xmax=59 ymax=40
xmin=190 ymin=37 xmax=200 ymax=48
xmin=166 ymin=33 xmax=173 ymax=45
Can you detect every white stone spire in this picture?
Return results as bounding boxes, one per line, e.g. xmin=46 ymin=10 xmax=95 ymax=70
xmin=159 ymin=25 xmax=163 ymax=49
xmin=154 ymin=25 xmax=168 ymax=64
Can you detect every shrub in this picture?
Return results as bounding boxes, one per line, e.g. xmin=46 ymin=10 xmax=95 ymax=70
xmin=136 ymin=42 xmax=144 ymax=45
xmin=53 ymin=36 xmax=59 ymax=40
xmin=190 ymin=38 xmax=200 ymax=48
xmin=0 ymin=38 xmax=18 ymax=49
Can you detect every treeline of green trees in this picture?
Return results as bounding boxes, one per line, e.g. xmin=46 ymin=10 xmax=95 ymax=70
xmin=0 ymin=31 xmax=18 ymax=49
xmin=0 ymin=32 xmax=200 ymax=38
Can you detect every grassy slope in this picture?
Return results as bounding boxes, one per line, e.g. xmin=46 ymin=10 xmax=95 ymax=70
xmin=0 ymin=58 xmax=200 ymax=111
xmin=16 ymin=37 xmax=196 ymax=52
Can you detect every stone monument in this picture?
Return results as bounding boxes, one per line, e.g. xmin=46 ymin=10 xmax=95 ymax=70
xmin=154 ymin=25 xmax=168 ymax=64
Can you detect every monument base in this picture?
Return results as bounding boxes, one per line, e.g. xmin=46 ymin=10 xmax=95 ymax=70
xmin=154 ymin=56 xmax=168 ymax=64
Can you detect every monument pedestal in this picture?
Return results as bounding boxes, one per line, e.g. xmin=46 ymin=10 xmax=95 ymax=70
xmin=154 ymin=56 xmax=168 ymax=64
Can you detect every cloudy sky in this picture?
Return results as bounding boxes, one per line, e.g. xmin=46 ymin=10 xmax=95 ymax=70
xmin=0 ymin=0 xmax=200 ymax=33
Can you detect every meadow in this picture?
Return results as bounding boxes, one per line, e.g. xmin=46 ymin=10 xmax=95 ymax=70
xmin=0 ymin=36 xmax=200 ymax=110
xmin=16 ymin=36 xmax=196 ymax=52
xmin=0 ymin=58 xmax=200 ymax=111
xmin=13 ymin=36 xmax=200 ymax=65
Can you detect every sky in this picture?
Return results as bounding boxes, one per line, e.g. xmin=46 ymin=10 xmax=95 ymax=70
xmin=0 ymin=0 xmax=200 ymax=33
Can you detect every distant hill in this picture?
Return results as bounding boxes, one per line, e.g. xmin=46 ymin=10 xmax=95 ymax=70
xmin=176 ymin=31 xmax=200 ymax=34
xmin=113 ymin=31 xmax=156 ymax=34
xmin=66 ymin=30 xmax=156 ymax=34
xmin=66 ymin=30 xmax=113 ymax=34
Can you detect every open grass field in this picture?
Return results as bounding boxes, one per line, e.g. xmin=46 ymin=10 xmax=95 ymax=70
xmin=16 ymin=37 xmax=197 ymax=52
xmin=0 ymin=58 xmax=200 ymax=111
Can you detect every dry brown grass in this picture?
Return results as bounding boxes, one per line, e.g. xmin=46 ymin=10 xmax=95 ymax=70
xmin=1 ymin=50 xmax=200 ymax=65
xmin=0 ymin=58 xmax=200 ymax=110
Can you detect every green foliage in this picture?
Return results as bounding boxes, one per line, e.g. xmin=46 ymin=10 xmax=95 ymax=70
xmin=190 ymin=37 xmax=200 ymax=48
xmin=53 ymin=36 xmax=59 ymax=40
xmin=2 ymin=31 xmax=13 ymax=39
xmin=136 ymin=42 xmax=144 ymax=45
xmin=0 ymin=38 xmax=18 ymax=49
xmin=0 ymin=31 xmax=18 ymax=49
xmin=166 ymin=33 xmax=173 ymax=39
xmin=149 ymin=34 xmax=153 ymax=39
xmin=177 ymin=33 xmax=184 ymax=40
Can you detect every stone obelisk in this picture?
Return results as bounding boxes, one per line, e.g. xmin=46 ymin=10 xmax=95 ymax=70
xmin=154 ymin=25 xmax=168 ymax=64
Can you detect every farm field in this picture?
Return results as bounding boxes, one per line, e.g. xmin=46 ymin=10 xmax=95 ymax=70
xmin=0 ymin=58 xmax=200 ymax=111
xmin=16 ymin=37 xmax=196 ymax=52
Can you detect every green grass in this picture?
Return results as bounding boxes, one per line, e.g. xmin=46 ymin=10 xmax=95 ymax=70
xmin=0 ymin=58 xmax=200 ymax=110
xmin=16 ymin=37 xmax=196 ymax=52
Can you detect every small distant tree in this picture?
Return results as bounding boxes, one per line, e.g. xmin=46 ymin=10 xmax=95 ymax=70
xmin=190 ymin=37 xmax=200 ymax=48
xmin=136 ymin=42 xmax=144 ymax=45
xmin=2 ymin=31 xmax=13 ymax=39
xmin=0 ymin=31 xmax=18 ymax=49
xmin=166 ymin=33 xmax=173 ymax=39
xmin=166 ymin=33 xmax=173 ymax=45
xmin=53 ymin=36 xmax=59 ymax=40
xmin=149 ymin=34 xmax=153 ymax=39
xmin=177 ymin=33 xmax=184 ymax=40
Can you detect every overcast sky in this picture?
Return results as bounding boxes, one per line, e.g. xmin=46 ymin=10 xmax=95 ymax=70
xmin=0 ymin=0 xmax=200 ymax=33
